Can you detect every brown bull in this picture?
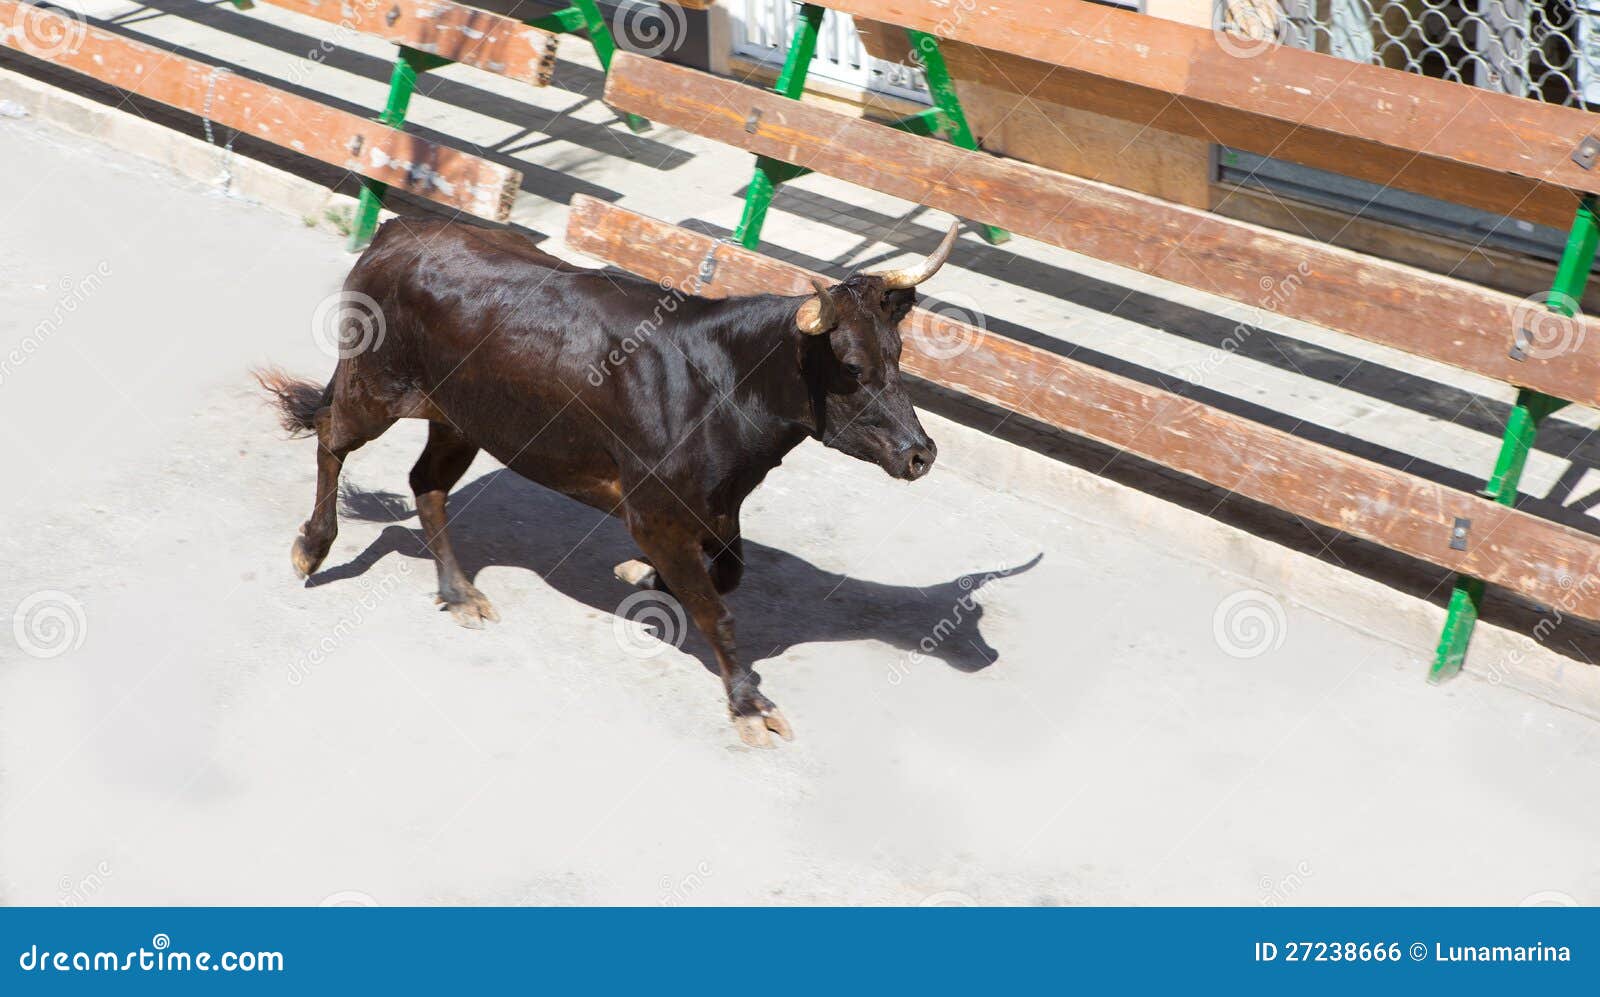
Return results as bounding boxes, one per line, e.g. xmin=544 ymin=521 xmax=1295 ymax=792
xmin=258 ymin=219 xmax=956 ymax=746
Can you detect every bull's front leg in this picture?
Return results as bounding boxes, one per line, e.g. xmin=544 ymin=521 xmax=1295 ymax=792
xmin=628 ymin=523 xmax=792 ymax=748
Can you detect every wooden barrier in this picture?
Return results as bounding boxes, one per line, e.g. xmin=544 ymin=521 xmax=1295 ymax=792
xmin=566 ymin=196 xmax=1600 ymax=621
xmin=605 ymin=53 xmax=1600 ymax=411
xmin=723 ymin=2 xmax=1008 ymax=249
xmin=599 ymin=22 xmax=1600 ymax=677
xmin=257 ymin=0 xmax=558 ymax=86
xmin=0 ymin=0 xmax=520 ymax=220
xmin=249 ymin=0 xmax=658 ymax=248
xmin=815 ymin=0 xmax=1596 ymax=230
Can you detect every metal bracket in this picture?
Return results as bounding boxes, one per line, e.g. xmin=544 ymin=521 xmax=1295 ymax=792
xmin=1510 ymin=322 xmax=1531 ymax=360
xmin=693 ymin=238 xmax=731 ymax=294
xmin=1573 ymin=134 xmax=1600 ymax=170
xmin=743 ymin=109 xmax=762 ymax=134
xmin=1449 ymin=516 xmax=1472 ymax=552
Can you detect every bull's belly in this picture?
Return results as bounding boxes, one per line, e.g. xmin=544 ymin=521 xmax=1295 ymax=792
xmin=423 ymin=373 xmax=631 ymax=517
xmin=468 ymin=418 xmax=626 ymax=516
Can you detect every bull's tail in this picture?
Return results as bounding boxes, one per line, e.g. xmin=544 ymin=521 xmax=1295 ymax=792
xmin=253 ymin=367 xmax=327 ymax=438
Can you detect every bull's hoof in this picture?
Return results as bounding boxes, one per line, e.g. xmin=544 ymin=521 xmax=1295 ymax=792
xmin=613 ymin=558 xmax=658 ymax=588
xmin=732 ymin=709 xmax=794 ymax=749
xmin=291 ymin=533 xmax=330 ymax=580
xmin=436 ymin=585 xmax=500 ymax=629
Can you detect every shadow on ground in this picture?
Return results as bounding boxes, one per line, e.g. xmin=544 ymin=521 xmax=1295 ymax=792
xmin=313 ymin=470 xmax=1038 ymax=678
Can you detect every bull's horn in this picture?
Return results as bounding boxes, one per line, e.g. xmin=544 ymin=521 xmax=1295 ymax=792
xmin=864 ymin=221 xmax=960 ymax=290
xmin=795 ymin=277 xmax=838 ymax=335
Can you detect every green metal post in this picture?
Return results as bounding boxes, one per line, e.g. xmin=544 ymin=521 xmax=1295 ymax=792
xmin=557 ymin=0 xmax=651 ymax=134
xmin=528 ymin=5 xmax=588 ymax=32
xmin=733 ymin=8 xmax=1008 ymax=249
xmin=904 ymin=28 xmax=1007 ymax=245
xmin=1430 ymin=195 xmax=1598 ymax=681
xmin=347 ymin=47 xmax=447 ymax=252
xmin=733 ymin=2 xmax=825 ymax=249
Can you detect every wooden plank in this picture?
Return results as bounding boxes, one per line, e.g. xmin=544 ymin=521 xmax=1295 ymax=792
xmin=816 ymin=0 xmax=1599 ymax=227
xmin=258 ymin=0 xmax=558 ymax=86
xmin=854 ymin=19 xmax=1213 ymax=208
xmin=565 ymin=195 xmax=1600 ymax=620
xmin=605 ymin=54 xmax=1600 ymax=409
xmin=0 ymin=0 xmax=521 ymax=220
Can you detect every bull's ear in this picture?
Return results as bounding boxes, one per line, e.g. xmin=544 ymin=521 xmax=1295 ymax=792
xmin=884 ymin=287 xmax=916 ymax=324
xmin=795 ymin=278 xmax=838 ymax=335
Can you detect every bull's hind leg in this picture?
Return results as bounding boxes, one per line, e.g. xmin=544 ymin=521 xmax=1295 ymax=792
xmin=411 ymin=421 xmax=496 ymax=628
xmin=292 ymin=393 xmax=393 ymax=579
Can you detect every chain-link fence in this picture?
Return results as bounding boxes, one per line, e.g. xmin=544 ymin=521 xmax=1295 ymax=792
xmin=1221 ymin=0 xmax=1600 ymax=106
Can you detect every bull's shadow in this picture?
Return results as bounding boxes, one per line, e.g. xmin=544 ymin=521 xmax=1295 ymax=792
xmin=313 ymin=469 xmax=1037 ymax=676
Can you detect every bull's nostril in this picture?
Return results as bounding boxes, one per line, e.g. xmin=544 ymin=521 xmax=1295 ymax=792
xmin=905 ymin=447 xmax=933 ymax=479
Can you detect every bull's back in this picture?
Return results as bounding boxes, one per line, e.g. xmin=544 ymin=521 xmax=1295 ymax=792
xmin=342 ymin=220 xmax=655 ymax=507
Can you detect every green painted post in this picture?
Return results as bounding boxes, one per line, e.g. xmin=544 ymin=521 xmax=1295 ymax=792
xmin=1430 ymin=195 xmax=1598 ymax=681
xmin=347 ymin=48 xmax=440 ymax=253
xmin=562 ymin=0 xmax=651 ymax=134
xmin=733 ymin=8 xmax=1008 ymax=249
xmin=733 ymin=2 xmax=825 ymax=249
xmin=904 ymin=28 xmax=1007 ymax=245
xmin=528 ymin=5 xmax=588 ymax=32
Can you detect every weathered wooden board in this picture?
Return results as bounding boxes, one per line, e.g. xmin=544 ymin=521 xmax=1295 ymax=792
xmin=817 ymin=0 xmax=1598 ymax=228
xmin=259 ymin=0 xmax=558 ymax=86
xmin=854 ymin=18 xmax=1213 ymax=208
xmin=566 ymin=195 xmax=1600 ymax=620
xmin=605 ymin=54 xmax=1600 ymax=409
xmin=0 ymin=0 xmax=520 ymax=220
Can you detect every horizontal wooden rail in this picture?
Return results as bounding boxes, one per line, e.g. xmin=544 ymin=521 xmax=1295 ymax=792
xmin=566 ymin=195 xmax=1600 ymax=620
xmin=257 ymin=0 xmax=558 ymax=86
xmin=0 ymin=0 xmax=520 ymax=221
xmin=604 ymin=54 xmax=1600 ymax=409
xmin=822 ymin=0 xmax=1599 ymax=229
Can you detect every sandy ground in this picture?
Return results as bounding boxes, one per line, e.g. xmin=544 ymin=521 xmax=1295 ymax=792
xmin=2 ymin=119 xmax=1599 ymax=906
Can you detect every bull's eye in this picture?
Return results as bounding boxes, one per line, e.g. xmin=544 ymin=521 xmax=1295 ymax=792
xmin=842 ymin=362 xmax=864 ymax=380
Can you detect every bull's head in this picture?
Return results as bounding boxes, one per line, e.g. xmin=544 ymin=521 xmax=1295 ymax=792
xmin=793 ymin=223 xmax=956 ymax=481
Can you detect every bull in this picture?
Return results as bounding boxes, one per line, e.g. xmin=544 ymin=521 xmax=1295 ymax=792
xmin=257 ymin=218 xmax=954 ymax=747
